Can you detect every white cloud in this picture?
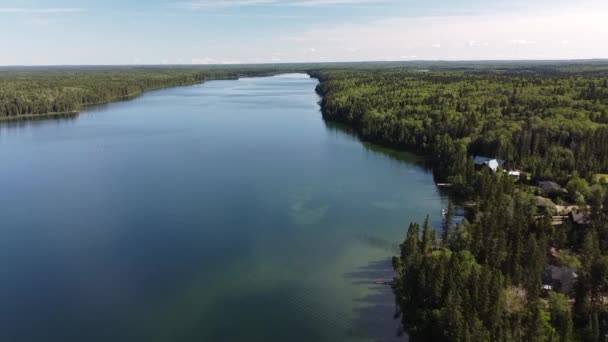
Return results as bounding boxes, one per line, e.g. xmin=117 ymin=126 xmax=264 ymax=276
xmin=178 ymin=0 xmax=387 ymax=9
xmin=0 ymin=7 xmax=85 ymax=13
xmin=192 ymin=57 xmax=216 ymax=64
xmin=284 ymin=9 xmax=608 ymax=61
xmin=191 ymin=57 xmax=240 ymax=64
xmin=289 ymin=0 xmax=387 ymax=6
xmin=180 ymin=0 xmax=276 ymax=9
xmin=3 ymin=0 xmax=608 ymax=65
xmin=467 ymin=40 xmax=489 ymax=48
xmin=510 ymin=39 xmax=535 ymax=45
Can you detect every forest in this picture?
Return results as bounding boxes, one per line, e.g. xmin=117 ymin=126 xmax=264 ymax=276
xmin=0 ymin=65 xmax=288 ymax=120
xmin=312 ymin=67 xmax=608 ymax=185
xmin=312 ymin=64 xmax=608 ymax=341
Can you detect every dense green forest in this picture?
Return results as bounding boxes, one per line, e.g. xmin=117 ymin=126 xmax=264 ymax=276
xmin=3 ymin=60 xmax=607 ymax=122
xmin=312 ymin=64 xmax=608 ymax=341
xmin=392 ymin=171 xmax=608 ymax=341
xmin=0 ymin=66 xmax=288 ymax=120
xmin=312 ymin=67 xmax=608 ymax=185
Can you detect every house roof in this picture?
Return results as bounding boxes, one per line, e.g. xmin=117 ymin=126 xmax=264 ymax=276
xmin=473 ymin=156 xmax=505 ymax=171
xmin=534 ymin=196 xmax=556 ymax=208
xmin=474 ymin=156 xmax=505 ymax=165
xmin=537 ymin=181 xmax=563 ymax=193
xmin=571 ymin=210 xmax=590 ymax=225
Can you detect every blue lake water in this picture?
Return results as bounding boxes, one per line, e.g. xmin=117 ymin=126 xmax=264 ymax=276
xmin=0 ymin=74 xmax=446 ymax=341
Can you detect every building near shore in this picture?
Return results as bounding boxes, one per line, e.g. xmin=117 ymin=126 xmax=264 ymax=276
xmin=537 ymin=181 xmax=564 ymax=195
xmin=474 ymin=156 xmax=505 ymax=172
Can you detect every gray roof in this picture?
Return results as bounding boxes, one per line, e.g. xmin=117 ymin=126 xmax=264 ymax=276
xmin=473 ymin=156 xmax=505 ymax=172
xmin=537 ymin=181 xmax=563 ymax=193
xmin=571 ymin=210 xmax=589 ymax=225
xmin=534 ymin=196 xmax=556 ymax=208
xmin=474 ymin=156 xmax=505 ymax=166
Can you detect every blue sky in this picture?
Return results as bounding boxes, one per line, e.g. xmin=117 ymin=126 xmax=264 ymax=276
xmin=1 ymin=0 xmax=607 ymax=65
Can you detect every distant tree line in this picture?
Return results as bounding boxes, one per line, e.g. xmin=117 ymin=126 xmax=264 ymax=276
xmin=0 ymin=67 xmax=282 ymax=119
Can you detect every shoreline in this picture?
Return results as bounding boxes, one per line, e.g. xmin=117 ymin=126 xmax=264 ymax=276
xmin=0 ymin=71 xmax=296 ymax=125
xmin=0 ymin=72 xmax=291 ymax=124
xmin=0 ymin=80 xmax=207 ymax=123
xmin=0 ymin=111 xmax=80 ymax=122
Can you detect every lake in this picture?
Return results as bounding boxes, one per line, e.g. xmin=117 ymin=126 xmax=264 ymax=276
xmin=0 ymin=74 xmax=446 ymax=341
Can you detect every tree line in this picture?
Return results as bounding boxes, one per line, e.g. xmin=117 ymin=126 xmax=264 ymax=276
xmin=0 ymin=66 xmax=287 ymax=119
xmin=312 ymin=69 xmax=608 ymax=185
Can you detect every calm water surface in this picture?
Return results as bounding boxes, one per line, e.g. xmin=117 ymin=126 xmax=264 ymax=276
xmin=0 ymin=74 xmax=445 ymax=341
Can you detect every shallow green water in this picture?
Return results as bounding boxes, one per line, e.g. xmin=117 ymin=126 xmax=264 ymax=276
xmin=0 ymin=74 xmax=445 ymax=341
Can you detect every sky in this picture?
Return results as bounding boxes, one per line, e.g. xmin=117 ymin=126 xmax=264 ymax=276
xmin=1 ymin=0 xmax=608 ymax=65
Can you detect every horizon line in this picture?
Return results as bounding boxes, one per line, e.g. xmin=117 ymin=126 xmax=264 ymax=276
xmin=2 ymin=58 xmax=608 ymax=68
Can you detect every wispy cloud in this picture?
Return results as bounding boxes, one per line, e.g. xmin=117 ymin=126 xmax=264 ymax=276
xmin=289 ymin=0 xmax=387 ymax=6
xmin=192 ymin=57 xmax=216 ymax=64
xmin=284 ymin=9 xmax=608 ymax=61
xmin=0 ymin=7 xmax=85 ymax=14
xmin=509 ymin=39 xmax=535 ymax=45
xmin=179 ymin=0 xmax=386 ymax=9
xmin=180 ymin=0 xmax=277 ymax=9
xmin=191 ymin=56 xmax=242 ymax=64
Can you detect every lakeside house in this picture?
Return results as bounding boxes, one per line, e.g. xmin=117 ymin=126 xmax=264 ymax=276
xmin=545 ymin=265 xmax=578 ymax=294
xmin=508 ymin=170 xmax=521 ymax=180
xmin=534 ymin=196 xmax=556 ymax=214
xmin=537 ymin=181 xmax=564 ymax=195
xmin=570 ymin=210 xmax=590 ymax=225
xmin=544 ymin=247 xmax=579 ymax=294
xmin=474 ymin=156 xmax=505 ymax=172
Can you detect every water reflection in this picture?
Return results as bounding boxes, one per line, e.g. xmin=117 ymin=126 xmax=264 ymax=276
xmin=344 ymin=258 xmax=406 ymax=342
xmin=323 ymin=119 xmax=429 ymax=167
xmin=0 ymin=113 xmax=79 ymax=130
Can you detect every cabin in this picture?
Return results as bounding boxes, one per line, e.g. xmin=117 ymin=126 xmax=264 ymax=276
xmin=545 ymin=265 xmax=578 ymax=294
xmin=534 ymin=196 xmax=556 ymax=214
xmin=537 ymin=181 xmax=564 ymax=195
xmin=473 ymin=156 xmax=505 ymax=172
xmin=508 ymin=170 xmax=521 ymax=180
xmin=570 ymin=210 xmax=590 ymax=226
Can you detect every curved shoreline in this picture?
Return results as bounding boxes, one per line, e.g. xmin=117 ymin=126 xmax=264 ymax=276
xmin=0 ymin=71 xmax=287 ymax=123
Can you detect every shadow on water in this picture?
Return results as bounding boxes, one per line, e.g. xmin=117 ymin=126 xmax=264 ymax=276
xmin=343 ymin=258 xmax=408 ymax=342
xmin=357 ymin=234 xmax=400 ymax=255
xmin=322 ymin=119 xmax=430 ymax=169
xmin=0 ymin=114 xmax=79 ymax=130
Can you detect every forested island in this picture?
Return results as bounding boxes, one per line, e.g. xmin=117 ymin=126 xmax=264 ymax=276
xmin=3 ymin=61 xmax=608 ymax=341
